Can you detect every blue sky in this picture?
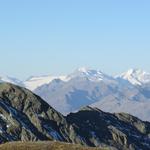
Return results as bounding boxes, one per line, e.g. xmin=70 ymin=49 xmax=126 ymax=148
xmin=0 ymin=0 xmax=150 ymax=79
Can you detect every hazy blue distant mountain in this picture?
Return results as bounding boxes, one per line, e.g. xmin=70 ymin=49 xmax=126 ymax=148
xmin=33 ymin=68 xmax=150 ymax=122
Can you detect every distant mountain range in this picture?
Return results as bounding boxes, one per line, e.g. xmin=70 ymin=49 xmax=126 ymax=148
xmin=0 ymin=68 xmax=150 ymax=121
xmin=0 ymin=83 xmax=150 ymax=150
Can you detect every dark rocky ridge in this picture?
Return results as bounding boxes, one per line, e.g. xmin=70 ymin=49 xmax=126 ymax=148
xmin=0 ymin=83 xmax=70 ymax=143
xmin=0 ymin=83 xmax=150 ymax=150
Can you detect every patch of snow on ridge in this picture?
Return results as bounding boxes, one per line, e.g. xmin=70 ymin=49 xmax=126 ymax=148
xmin=24 ymin=75 xmax=67 ymax=91
xmin=0 ymin=76 xmax=22 ymax=85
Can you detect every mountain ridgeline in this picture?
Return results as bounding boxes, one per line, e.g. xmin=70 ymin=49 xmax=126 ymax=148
xmin=1 ymin=68 xmax=150 ymax=122
xmin=0 ymin=83 xmax=150 ymax=150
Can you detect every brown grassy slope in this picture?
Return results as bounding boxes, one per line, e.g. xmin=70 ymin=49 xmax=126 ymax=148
xmin=0 ymin=141 xmax=106 ymax=150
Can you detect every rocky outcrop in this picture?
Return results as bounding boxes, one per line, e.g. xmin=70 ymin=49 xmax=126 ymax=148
xmin=0 ymin=83 xmax=150 ymax=150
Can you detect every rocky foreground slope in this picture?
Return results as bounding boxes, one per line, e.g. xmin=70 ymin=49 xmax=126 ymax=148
xmin=0 ymin=83 xmax=150 ymax=150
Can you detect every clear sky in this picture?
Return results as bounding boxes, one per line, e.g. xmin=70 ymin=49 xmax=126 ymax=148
xmin=0 ymin=0 xmax=150 ymax=79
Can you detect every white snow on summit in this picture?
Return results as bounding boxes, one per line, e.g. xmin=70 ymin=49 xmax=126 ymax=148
xmin=116 ymin=69 xmax=150 ymax=85
xmin=66 ymin=67 xmax=115 ymax=83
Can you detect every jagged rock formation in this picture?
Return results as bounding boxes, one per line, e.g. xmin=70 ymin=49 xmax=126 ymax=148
xmin=67 ymin=107 xmax=150 ymax=150
xmin=0 ymin=83 xmax=150 ymax=150
xmin=0 ymin=83 xmax=70 ymax=143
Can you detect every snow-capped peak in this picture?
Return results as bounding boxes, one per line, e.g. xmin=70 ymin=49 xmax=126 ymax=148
xmin=66 ymin=67 xmax=114 ymax=82
xmin=117 ymin=69 xmax=150 ymax=85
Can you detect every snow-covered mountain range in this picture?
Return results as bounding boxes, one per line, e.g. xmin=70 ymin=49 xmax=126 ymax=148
xmin=1 ymin=68 xmax=150 ymax=121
